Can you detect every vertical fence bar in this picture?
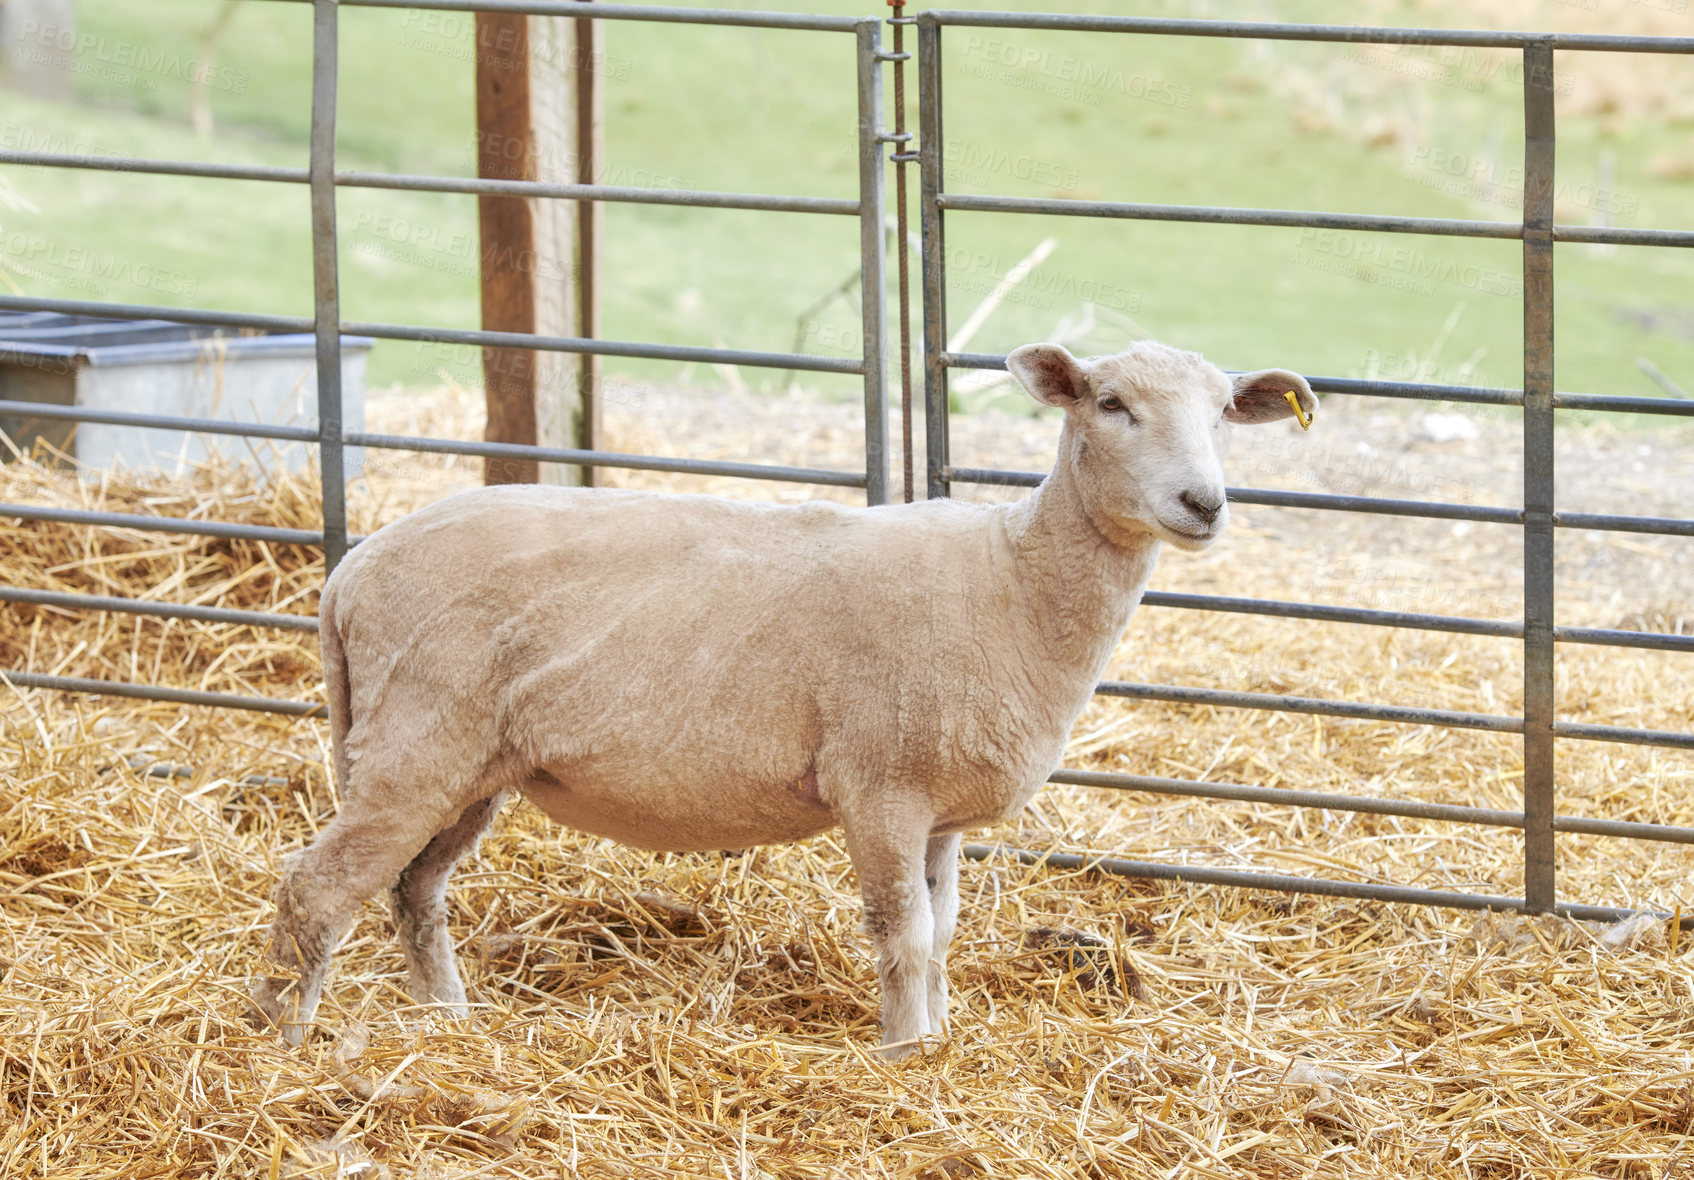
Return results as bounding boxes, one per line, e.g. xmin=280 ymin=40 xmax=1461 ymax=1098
xmin=856 ymin=19 xmax=890 ymax=507
xmin=1521 ymin=38 xmax=1557 ymax=913
xmin=890 ymin=6 xmax=914 ymax=505
xmin=916 ymin=13 xmax=948 ymax=500
xmin=309 ymin=0 xmax=347 ymax=572
xmin=575 ymin=4 xmax=605 ymax=486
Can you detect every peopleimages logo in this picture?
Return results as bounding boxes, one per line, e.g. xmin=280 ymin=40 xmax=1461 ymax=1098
xmin=1234 ymin=428 xmax=1483 ymax=505
xmin=16 ymin=21 xmax=249 ymax=93
xmin=468 ymin=131 xmax=687 ymax=192
xmin=799 ymin=319 xmax=863 ymax=356
xmin=958 ymin=33 xmax=1191 ymax=109
xmin=946 ymin=246 xmax=1141 ymax=313
xmin=0 ymin=123 xmax=118 ymax=160
xmin=1346 ymin=43 xmax=1576 ymax=97
xmin=406 ymin=343 xmax=648 ymax=411
xmin=3 ymin=232 xmax=201 ymax=298
xmin=944 ymin=140 xmax=1078 ymax=192
xmin=1293 ymin=229 xmax=1522 ymax=299
xmin=1406 ymin=146 xmax=1640 ymax=220
xmin=399 ymin=9 xmax=633 ymax=80
xmin=351 ymin=212 xmax=476 ymax=262
xmin=349 ymin=210 xmax=584 ymax=284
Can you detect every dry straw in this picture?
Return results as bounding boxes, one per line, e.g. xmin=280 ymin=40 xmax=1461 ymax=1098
xmin=3 ymin=382 xmax=1692 ymax=1177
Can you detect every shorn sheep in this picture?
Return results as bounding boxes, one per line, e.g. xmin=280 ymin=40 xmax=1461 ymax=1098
xmin=252 ymin=340 xmax=1316 ymax=1058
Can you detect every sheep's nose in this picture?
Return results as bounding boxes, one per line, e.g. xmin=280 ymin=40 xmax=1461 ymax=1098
xmin=1182 ymin=489 xmax=1224 ymax=523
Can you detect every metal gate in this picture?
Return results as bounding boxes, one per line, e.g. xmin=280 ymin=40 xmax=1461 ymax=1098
xmin=914 ymin=12 xmax=1694 ymax=923
xmin=3 ymin=3 xmax=1694 ymax=925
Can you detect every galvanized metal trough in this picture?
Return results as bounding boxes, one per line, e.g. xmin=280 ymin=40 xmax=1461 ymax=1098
xmin=0 ymin=311 xmax=371 ymax=475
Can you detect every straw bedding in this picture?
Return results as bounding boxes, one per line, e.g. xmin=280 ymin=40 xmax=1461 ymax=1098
xmin=2 ymin=381 xmax=1692 ymax=1178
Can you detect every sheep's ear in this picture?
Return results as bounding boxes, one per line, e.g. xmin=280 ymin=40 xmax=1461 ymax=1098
xmin=1226 ymin=368 xmax=1317 ymax=425
xmin=1007 ymin=343 xmax=1087 ymax=408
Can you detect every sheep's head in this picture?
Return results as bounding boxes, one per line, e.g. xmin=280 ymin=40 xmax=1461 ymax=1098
xmin=1006 ymin=340 xmax=1317 ymax=552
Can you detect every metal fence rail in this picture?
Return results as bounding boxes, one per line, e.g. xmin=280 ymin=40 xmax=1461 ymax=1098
xmin=2 ymin=4 xmax=1691 ymax=924
xmin=917 ymin=11 xmax=1694 ymax=921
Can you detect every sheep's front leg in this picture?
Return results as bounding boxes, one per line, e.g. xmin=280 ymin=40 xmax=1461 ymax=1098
xmin=924 ymin=832 xmax=962 ymax=1037
xmin=844 ymin=812 xmax=934 ymax=1060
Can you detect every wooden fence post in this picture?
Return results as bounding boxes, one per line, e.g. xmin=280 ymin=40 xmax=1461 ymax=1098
xmin=475 ymin=11 xmax=599 ymax=485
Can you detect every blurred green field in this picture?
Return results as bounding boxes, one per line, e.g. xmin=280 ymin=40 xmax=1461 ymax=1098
xmin=2 ymin=0 xmax=1692 ymax=416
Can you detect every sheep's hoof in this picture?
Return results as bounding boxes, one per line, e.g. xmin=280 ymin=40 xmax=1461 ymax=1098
xmin=249 ymin=977 xmax=309 ymax=1046
xmin=413 ymin=998 xmax=471 ymax=1023
xmin=877 ymin=1036 xmax=926 ymax=1062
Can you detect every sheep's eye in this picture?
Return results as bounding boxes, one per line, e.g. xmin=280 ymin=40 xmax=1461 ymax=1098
xmin=1099 ymin=395 xmax=1128 ymax=414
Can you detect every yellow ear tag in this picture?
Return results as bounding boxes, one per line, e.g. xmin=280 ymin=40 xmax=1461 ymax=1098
xmin=1284 ymin=390 xmax=1313 ymax=431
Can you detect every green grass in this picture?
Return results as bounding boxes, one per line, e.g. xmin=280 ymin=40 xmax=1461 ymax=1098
xmin=3 ymin=0 xmax=1692 ymax=416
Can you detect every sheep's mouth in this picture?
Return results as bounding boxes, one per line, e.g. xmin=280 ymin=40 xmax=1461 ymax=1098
xmin=1151 ymin=518 xmax=1219 ymax=548
xmin=1155 ymin=517 xmax=1218 ymax=542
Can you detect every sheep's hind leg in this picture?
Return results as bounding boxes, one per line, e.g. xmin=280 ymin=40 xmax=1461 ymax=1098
xmin=924 ymin=832 xmax=962 ymax=1038
xmin=844 ymin=807 xmax=935 ymax=1060
xmin=251 ymin=784 xmax=472 ymax=1046
xmin=390 ymin=790 xmax=510 ymax=1017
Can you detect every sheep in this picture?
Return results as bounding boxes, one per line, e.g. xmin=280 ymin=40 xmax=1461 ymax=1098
xmin=251 ymin=339 xmax=1316 ymax=1058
